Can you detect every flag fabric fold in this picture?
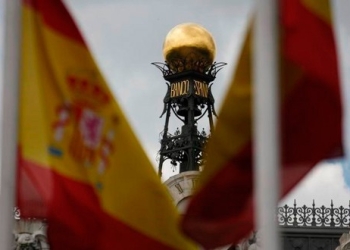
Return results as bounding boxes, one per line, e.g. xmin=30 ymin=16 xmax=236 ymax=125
xmin=17 ymin=0 xmax=195 ymax=249
xmin=182 ymin=0 xmax=343 ymax=248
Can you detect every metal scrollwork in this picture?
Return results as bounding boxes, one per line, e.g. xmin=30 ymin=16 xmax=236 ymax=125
xmin=152 ymin=56 xmax=226 ymax=77
xmin=158 ymin=127 xmax=209 ymax=172
xmin=278 ymin=200 xmax=350 ymax=228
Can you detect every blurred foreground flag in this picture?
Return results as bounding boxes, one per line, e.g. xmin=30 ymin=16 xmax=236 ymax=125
xmin=17 ymin=0 xmax=195 ymax=249
xmin=182 ymin=0 xmax=343 ymax=248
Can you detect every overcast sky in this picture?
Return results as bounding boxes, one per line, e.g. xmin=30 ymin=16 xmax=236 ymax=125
xmin=0 ymin=0 xmax=350 ymax=208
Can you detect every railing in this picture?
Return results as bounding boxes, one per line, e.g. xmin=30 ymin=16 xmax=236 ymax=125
xmin=278 ymin=200 xmax=350 ymax=228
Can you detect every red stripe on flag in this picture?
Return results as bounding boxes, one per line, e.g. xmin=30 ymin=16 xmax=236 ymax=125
xmin=282 ymin=75 xmax=342 ymax=164
xmin=17 ymin=158 xmax=176 ymax=250
xmin=281 ymin=0 xmax=339 ymax=85
xmin=23 ymin=0 xmax=86 ymax=45
xmin=17 ymin=155 xmax=50 ymax=217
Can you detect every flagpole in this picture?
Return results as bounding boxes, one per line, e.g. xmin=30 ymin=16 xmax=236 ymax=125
xmin=253 ymin=0 xmax=280 ymax=249
xmin=0 ymin=0 xmax=21 ymax=248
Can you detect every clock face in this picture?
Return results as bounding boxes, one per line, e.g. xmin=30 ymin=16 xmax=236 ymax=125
xmin=164 ymin=171 xmax=200 ymax=209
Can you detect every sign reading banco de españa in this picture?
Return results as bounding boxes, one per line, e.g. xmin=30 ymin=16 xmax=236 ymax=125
xmin=170 ymin=79 xmax=209 ymax=98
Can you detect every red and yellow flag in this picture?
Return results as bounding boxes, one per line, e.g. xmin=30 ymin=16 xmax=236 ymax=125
xmin=17 ymin=0 xmax=195 ymax=249
xmin=182 ymin=0 xmax=342 ymax=248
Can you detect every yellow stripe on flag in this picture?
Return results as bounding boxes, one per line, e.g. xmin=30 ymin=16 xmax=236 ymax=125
xmin=200 ymin=28 xmax=253 ymax=186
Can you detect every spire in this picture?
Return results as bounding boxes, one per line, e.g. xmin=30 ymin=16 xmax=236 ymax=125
xmin=153 ymin=23 xmax=225 ymax=177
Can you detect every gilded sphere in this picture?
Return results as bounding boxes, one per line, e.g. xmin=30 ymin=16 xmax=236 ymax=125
xmin=163 ymin=23 xmax=216 ymax=70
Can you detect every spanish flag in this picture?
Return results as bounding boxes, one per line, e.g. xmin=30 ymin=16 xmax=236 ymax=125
xmin=17 ymin=0 xmax=195 ymax=249
xmin=182 ymin=0 xmax=342 ymax=248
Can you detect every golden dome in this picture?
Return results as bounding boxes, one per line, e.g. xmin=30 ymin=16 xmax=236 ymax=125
xmin=163 ymin=23 xmax=216 ymax=71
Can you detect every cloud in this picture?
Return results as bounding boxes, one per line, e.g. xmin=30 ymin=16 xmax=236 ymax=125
xmin=341 ymin=159 xmax=350 ymax=187
xmin=281 ymin=162 xmax=350 ymax=207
